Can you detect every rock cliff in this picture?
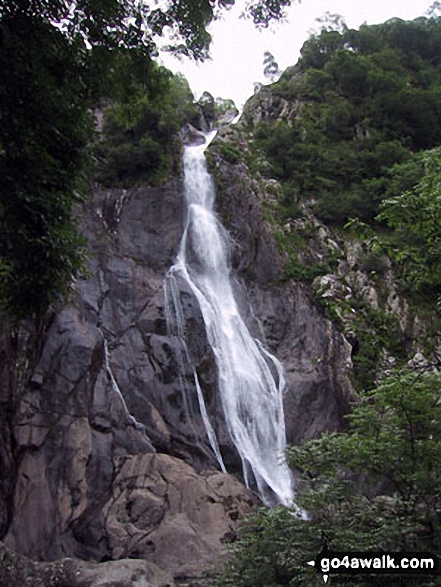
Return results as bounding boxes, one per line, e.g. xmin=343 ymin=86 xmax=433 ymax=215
xmin=0 ymin=106 xmax=355 ymax=583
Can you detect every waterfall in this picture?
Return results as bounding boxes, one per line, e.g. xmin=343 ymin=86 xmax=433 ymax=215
xmin=165 ymin=133 xmax=294 ymax=507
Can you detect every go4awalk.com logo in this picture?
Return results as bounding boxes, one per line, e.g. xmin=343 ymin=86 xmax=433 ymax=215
xmin=307 ymin=550 xmax=439 ymax=584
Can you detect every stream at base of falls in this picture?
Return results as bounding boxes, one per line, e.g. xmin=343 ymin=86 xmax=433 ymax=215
xmin=165 ymin=131 xmax=296 ymax=508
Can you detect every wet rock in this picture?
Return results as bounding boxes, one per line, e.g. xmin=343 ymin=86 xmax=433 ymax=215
xmin=197 ymin=92 xmax=215 ymax=128
xmin=0 ymin=174 xmax=249 ymax=574
xmin=181 ymin=124 xmax=206 ymax=146
xmin=212 ymin=158 xmax=283 ymax=284
xmin=246 ymin=283 xmax=353 ymax=444
xmin=215 ymin=108 xmax=239 ymax=128
xmin=211 ymin=140 xmax=354 ymax=443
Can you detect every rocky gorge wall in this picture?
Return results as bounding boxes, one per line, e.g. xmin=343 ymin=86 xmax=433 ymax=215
xmin=0 ymin=120 xmax=355 ymax=584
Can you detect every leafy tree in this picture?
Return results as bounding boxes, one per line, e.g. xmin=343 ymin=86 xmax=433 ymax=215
xmin=0 ymin=12 xmax=92 ymax=318
xmin=314 ymin=11 xmax=346 ymax=33
xmin=377 ymin=147 xmax=441 ymax=297
xmin=245 ymin=0 xmax=292 ymax=28
xmin=1 ymin=0 xmax=294 ymax=62
xmin=263 ymin=51 xmax=282 ymax=82
xmin=95 ymin=50 xmax=200 ymax=187
xmin=0 ymin=0 xmax=290 ymax=319
xmin=213 ymin=369 xmax=441 ymax=586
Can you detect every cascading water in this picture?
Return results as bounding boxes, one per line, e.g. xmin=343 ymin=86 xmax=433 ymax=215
xmin=165 ymin=132 xmax=295 ymax=507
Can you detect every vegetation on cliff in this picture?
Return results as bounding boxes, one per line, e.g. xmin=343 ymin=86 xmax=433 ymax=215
xmin=1 ymin=6 xmax=441 ymax=585
xmin=378 ymin=147 xmax=441 ymax=299
xmin=241 ymin=16 xmax=441 ymax=305
xmin=206 ymin=17 xmax=441 ymax=585
xmin=94 ymin=52 xmax=200 ymax=188
xmin=253 ymin=16 xmax=441 ymax=226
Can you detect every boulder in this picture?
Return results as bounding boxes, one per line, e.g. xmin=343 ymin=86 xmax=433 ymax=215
xmin=102 ymin=453 xmax=256 ymax=579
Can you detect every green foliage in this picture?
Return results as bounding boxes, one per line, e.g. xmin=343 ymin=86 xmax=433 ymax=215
xmin=0 ymin=0 xmax=301 ymax=61
xmin=217 ymin=142 xmax=241 ymax=165
xmin=1 ymin=0 xmax=211 ymax=61
xmin=280 ymin=256 xmax=330 ymax=284
xmin=270 ymin=218 xmax=338 ymax=285
xmin=95 ymin=53 xmax=198 ymax=186
xmin=0 ymin=12 xmax=91 ymax=318
xmin=313 ymin=263 xmax=407 ymax=391
xmin=246 ymin=0 xmax=292 ymax=28
xmin=0 ymin=0 xmax=290 ymax=320
xmin=214 ymin=370 xmax=441 ymax=586
xmin=214 ymin=97 xmax=239 ymax=125
xmin=378 ymin=147 xmax=441 ymax=298
xmin=215 ymin=97 xmax=237 ymax=115
xmin=350 ymin=304 xmax=406 ymax=391
xmin=253 ymin=17 xmax=441 ymax=226
xmin=356 ymin=250 xmax=389 ymax=275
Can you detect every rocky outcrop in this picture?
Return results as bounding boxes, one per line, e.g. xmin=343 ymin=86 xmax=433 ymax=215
xmin=102 ymin=453 xmax=256 ymax=579
xmin=246 ymin=283 xmax=353 ymax=443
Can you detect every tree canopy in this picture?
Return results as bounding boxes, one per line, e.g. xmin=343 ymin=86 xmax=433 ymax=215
xmin=253 ymin=16 xmax=441 ymax=226
xmin=0 ymin=11 xmax=93 ymax=318
xmin=0 ymin=0 xmax=291 ymax=320
xmin=94 ymin=52 xmax=201 ymax=187
xmin=1 ymin=0 xmax=294 ymax=60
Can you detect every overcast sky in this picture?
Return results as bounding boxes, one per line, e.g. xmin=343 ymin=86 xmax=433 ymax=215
xmin=159 ymin=0 xmax=435 ymax=108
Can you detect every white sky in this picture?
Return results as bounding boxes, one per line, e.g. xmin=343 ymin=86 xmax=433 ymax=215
xmin=159 ymin=0 xmax=435 ymax=108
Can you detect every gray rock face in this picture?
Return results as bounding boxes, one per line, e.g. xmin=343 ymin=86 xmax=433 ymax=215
xmin=1 ymin=137 xmax=353 ymax=580
xmin=181 ymin=124 xmax=207 ymax=146
xmin=246 ymin=283 xmax=352 ymax=444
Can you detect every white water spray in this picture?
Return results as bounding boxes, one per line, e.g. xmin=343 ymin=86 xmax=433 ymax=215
xmin=165 ymin=133 xmax=294 ymax=507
